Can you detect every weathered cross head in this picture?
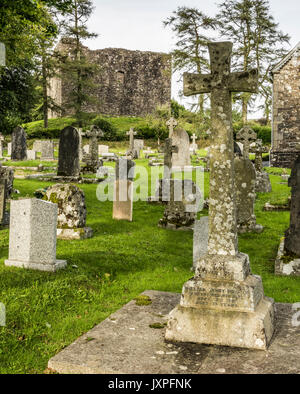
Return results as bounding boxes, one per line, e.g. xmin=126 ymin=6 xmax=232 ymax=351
xmin=236 ymin=126 xmax=257 ymax=158
xmin=126 ymin=128 xmax=137 ymax=138
xmin=184 ymin=42 xmax=258 ymax=98
xmin=85 ymin=125 xmax=104 ymax=139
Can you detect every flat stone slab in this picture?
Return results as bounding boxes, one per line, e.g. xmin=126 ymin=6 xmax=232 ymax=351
xmin=48 ymin=290 xmax=300 ymax=374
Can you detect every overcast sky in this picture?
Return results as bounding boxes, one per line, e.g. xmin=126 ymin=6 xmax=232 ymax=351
xmin=85 ymin=0 xmax=299 ymax=113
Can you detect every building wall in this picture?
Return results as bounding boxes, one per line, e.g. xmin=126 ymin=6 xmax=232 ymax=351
xmin=271 ymin=50 xmax=300 ymax=168
xmin=49 ymin=41 xmax=172 ymax=118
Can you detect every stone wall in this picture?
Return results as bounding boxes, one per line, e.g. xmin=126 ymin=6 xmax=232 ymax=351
xmin=271 ymin=45 xmax=300 ymax=168
xmin=49 ymin=40 xmax=172 ymax=118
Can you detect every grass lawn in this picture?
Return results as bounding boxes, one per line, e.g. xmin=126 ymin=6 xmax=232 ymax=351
xmin=0 ymin=162 xmax=299 ymax=373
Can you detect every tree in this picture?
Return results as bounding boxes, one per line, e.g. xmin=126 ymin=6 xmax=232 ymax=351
xmin=217 ymin=0 xmax=290 ymax=124
xmin=163 ymin=7 xmax=218 ymax=115
xmin=59 ymin=0 xmax=98 ymax=126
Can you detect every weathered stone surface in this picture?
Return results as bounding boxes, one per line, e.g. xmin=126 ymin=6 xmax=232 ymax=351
xmin=275 ymin=238 xmax=300 ymax=276
xmin=284 ymin=154 xmax=300 ymax=256
xmin=158 ymin=179 xmax=200 ymax=231
xmin=57 ymin=127 xmax=81 ymax=177
xmin=253 ymin=139 xmax=272 ymax=193
xmin=11 ymin=126 xmax=27 ymax=161
xmin=7 ymin=142 xmax=11 ymax=156
xmin=41 ymin=140 xmax=55 ymax=160
xmin=48 ymin=40 xmax=172 ymax=118
xmin=166 ymin=117 xmax=178 ymax=138
xmin=47 ymin=291 xmax=300 ymax=374
xmin=43 ymin=184 xmax=92 ymax=240
xmin=33 ymin=140 xmax=43 ymax=152
xmin=113 ymin=159 xmax=136 ymax=221
xmin=0 ymin=165 xmax=14 ymax=198
xmin=271 ymin=43 xmax=300 ymax=168
xmin=167 ymin=42 xmax=273 ymax=350
xmin=171 ymin=128 xmax=191 ymax=169
xmin=236 ymin=126 xmax=257 ymax=159
xmin=193 ymin=217 xmax=209 ymax=271
xmin=235 ymin=155 xmax=263 ymax=233
xmin=5 ymin=198 xmax=66 ymax=272
xmin=126 ymin=128 xmax=138 ymax=158
xmin=98 ymin=145 xmax=109 ymax=155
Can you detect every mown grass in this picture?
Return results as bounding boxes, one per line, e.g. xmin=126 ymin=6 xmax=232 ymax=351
xmin=0 ymin=162 xmax=298 ymax=374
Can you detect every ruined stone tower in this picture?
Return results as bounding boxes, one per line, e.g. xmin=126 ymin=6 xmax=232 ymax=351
xmin=48 ymin=39 xmax=172 ymax=118
xmin=270 ymin=42 xmax=300 ymax=168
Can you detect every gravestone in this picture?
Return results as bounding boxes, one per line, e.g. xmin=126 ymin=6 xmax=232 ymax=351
xmin=284 ymin=154 xmax=300 ymax=256
xmin=83 ymin=145 xmax=89 ymax=155
xmin=165 ymin=42 xmax=274 ymax=350
xmin=98 ymin=145 xmax=109 ymax=155
xmin=158 ymin=179 xmax=200 ymax=231
xmin=190 ymin=133 xmax=198 ymax=154
xmin=193 ymin=216 xmax=209 ymax=271
xmin=41 ymin=141 xmax=55 ymax=161
xmin=33 ymin=140 xmax=43 ymax=153
xmin=126 ymin=128 xmax=138 ymax=158
xmin=7 ymin=143 xmax=11 ymax=156
xmin=11 ymin=126 xmax=27 ymax=161
xmin=113 ymin=158 xmax=136 ymax=221
xmin=57 ymin=127 xmax=81 ymax=177
xmin=27 ymin=150 xmax=37 ymax=160
xmin=235 ymin=152 xmax=263 ymax=233
xmin=43 ymin=184 xmax=93 ymax=240
xmin=0 ymin=179 xmax=6 ymax=226
xmin=5 ymin=198 xmax=67 ymax=272
xmin=166 ymin=117 xmax=178 ymax=138
xmin=254 ymin=139 xmax=272 ymax=193
xmin=171 ymin=128 xmax=191 ymax=168
xmin=82 ymin=126 xmax=104 ymax=173
xmin=0 ymin=165 xmax=14 ymax=199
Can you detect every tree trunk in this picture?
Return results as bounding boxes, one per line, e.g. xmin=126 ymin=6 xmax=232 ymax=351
xmin=42 ymin=56 xmax=48 ymax=129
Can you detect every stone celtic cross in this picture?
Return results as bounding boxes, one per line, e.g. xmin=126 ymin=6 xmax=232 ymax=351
xmin=83 ymin=125 xmax=104 ymax=163
xmin=236 ymin=126 xmax=257 ymax=159
xmin=126 ymin=128 xmax=137 ymax=151
xmin=184 ymin=42 xmax=258 ymax=256
xmin=166 ymin=117 xmax=178 ymax=138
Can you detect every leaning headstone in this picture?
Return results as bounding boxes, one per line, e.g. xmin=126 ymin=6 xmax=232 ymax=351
xmin=171 ymin=128 xmax=191 ymax=168
xmin=254 ymin=139 xmax=272 ymax=193
xmin=165 ymin=42 xmax=274 ymax=350
xmin=11 ymin=126 xmax=27 ymax=161
xmin=193 ymin=216 xmax=209 ymax=271
xmin=284 ymin=154 xmax=300 ymax=257
xmin=5 ymin=198 xmax=67 ymax=272
xmin=113 ymin=158 xmax=135 ymax=221
xmin=41 ymin=141 xmax=55 ymax=161
xmin=158 ymin=179 xmax=200 ymax=231
xmin=43 ymin=184 xmax=93 ymax=240
xmin=57 ymin=127 xmax=81 ymax=177
xmin=235 ymin=152 xmax=263 ymax=233
xmin=27 ymin=150 xmax=37 ymax=161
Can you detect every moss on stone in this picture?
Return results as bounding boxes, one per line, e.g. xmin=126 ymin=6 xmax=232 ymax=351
xmin=281 ymin=252 xmax=299 ymax=264
xmin=149 ymin=322 xmax=167 ymax=329
xmin=134 ymin=295 xmax=152 ymax=306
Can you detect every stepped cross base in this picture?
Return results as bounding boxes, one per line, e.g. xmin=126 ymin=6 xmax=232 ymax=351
xmin=165 ymin=253 xmax=275 ymax=350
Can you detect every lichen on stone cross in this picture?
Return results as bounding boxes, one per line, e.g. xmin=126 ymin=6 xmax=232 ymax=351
xmin=254 ymin=139 xmax=265 ymax=173
xmin=126 ymin=128 xmax=137 ymax=151
xmin=184 ymin=42 xmax=258 ymax=256
xmin=163 ymin=138 xmax=178 ymax=179
xmin=166 ymin=117 xmax=178 ymax=138
xmin=236 ymin=126 xmax=257 ymax=159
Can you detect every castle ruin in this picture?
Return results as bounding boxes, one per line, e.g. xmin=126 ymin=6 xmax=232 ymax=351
xmin=48 ymin=39 xmax=172 ymax=119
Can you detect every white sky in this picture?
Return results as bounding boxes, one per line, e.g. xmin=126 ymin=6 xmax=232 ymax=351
xmin=85 ymin=0 xmax=299 ymax=115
